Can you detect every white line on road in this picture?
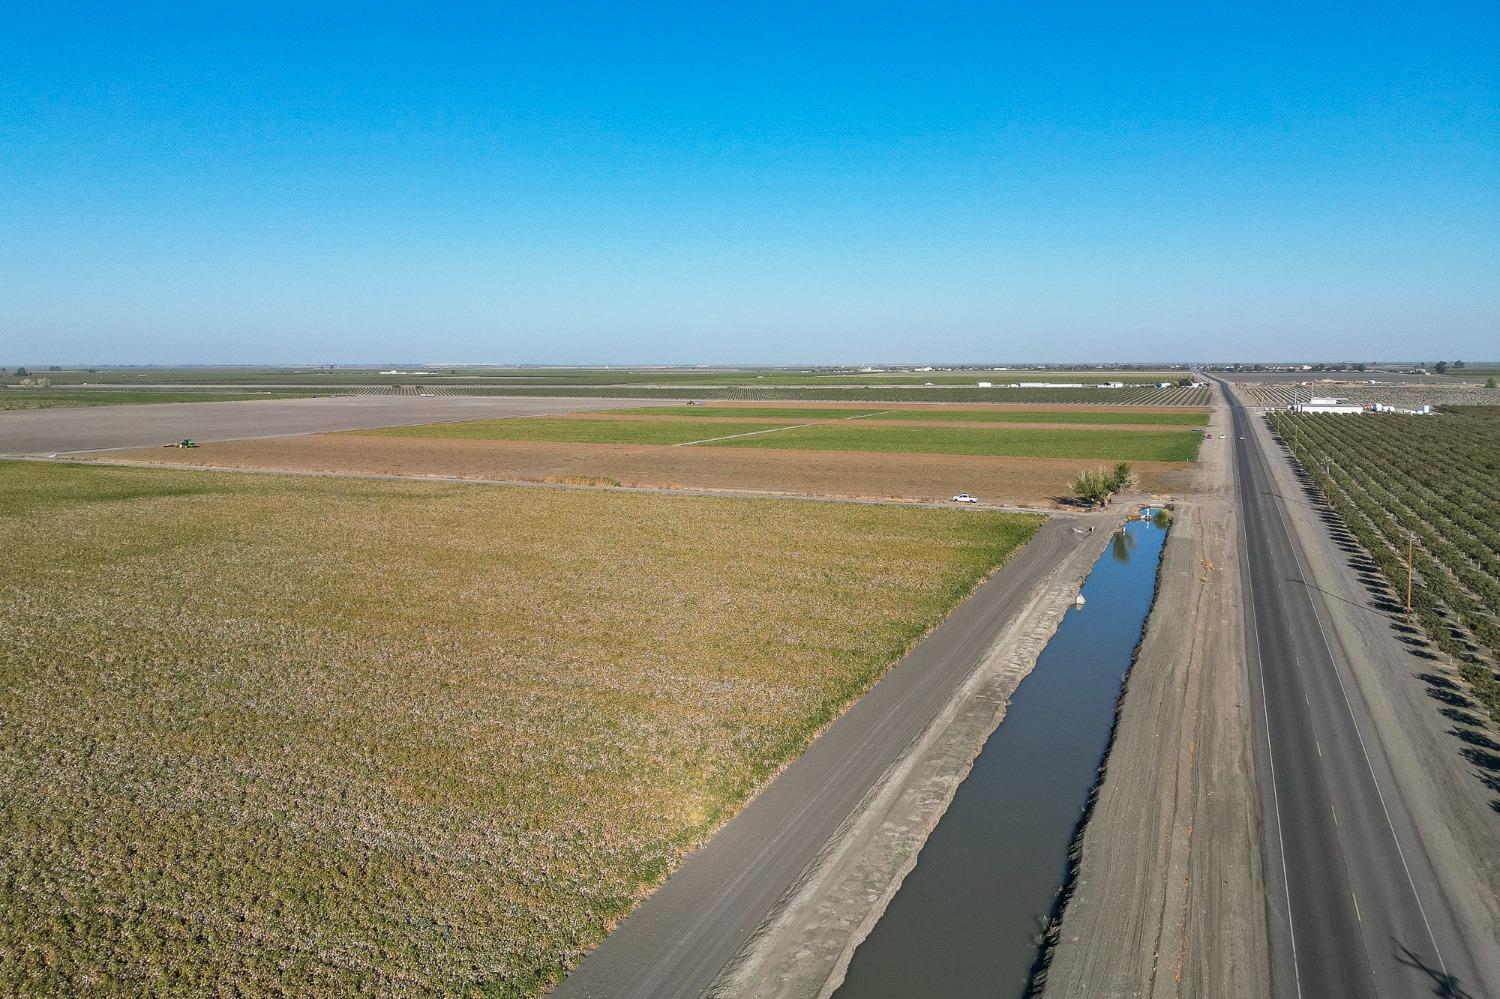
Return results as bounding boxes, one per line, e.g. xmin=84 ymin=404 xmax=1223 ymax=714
xmin=1238 ymin=404 xmax=1304 ymax=999
xmin=1260 ymin=405 xmax=1451 ymax=980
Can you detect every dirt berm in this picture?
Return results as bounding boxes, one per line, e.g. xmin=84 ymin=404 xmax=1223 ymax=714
xmin=1041 ymin=393 xmax=1269 ymax=996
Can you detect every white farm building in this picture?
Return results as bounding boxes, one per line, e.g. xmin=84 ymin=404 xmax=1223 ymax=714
xmin=1292 ymin=396 xmax=1365 ymax=414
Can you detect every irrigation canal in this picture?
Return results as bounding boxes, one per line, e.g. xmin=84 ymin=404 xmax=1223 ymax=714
xmin=835 ymin=509 xmax=1169 ymax=999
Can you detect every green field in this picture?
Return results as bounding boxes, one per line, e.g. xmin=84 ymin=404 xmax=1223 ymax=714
xmin=367 ymin=416 xmax=1202 ymax=462
xmin=0 ymin=388 xmax=328 ymax=410
xmin=708 ymin=423 xmax=1201 ymax=461
xmin=0 ymin=461 xmax=1039 ymax=995
xmin=612 ymin=406 xmax=1211 ymax=426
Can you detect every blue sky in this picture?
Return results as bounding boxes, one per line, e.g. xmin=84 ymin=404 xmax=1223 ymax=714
xmin=3 ymin=2 xmax=1496 ymax=364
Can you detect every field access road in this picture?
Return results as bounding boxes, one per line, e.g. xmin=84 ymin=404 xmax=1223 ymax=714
xmin=0 ymin=394 xmax=679 ymax=456
xmin=1226 ymin=381 xmax=1488 ymax=997
xmin=553 ymin=515 xmax=1087 ymax=999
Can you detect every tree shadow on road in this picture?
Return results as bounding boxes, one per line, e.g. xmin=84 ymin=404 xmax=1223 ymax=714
xmin=1451 ymin=728 xmax=1500 ymax=752
xmin=1418 ymin=673 xmax=1473 ymax=709
xmin=1395 ymin=941 xmax=1474 ymax=998
xmin=1461 ymin=746 xmax=1500 ymax=779
xmin=1458 ymin=744 xmax=1500 ymax=810
xmin=1440 ymin=705 xmax=1488 ymax=729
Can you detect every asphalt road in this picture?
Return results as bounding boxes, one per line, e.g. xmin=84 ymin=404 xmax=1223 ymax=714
xmin=551 ymin=516 xmax=1081 ymax=999
xmin=1226 ymin=381 xmax=1481 ymax=998
xmin=0 ymin=394 xmax=677 ymax=456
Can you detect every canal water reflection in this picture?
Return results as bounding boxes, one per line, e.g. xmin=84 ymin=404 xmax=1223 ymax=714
xmin=835 ymin=511 xmax=1169 ymax=999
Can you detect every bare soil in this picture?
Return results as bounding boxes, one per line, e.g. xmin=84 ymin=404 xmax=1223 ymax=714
xmin=110 ymin=434 xmax=1195 ymax=507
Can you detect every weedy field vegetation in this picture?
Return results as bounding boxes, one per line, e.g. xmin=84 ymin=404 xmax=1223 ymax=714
xmin=0 ymin=462 xmax=1038 ymax=996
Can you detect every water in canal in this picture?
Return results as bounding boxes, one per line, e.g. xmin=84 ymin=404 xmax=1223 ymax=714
xmin=836 ymin=510 xmax=1169 ymax=999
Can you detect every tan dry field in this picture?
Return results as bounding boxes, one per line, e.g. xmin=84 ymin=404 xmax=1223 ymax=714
xmin=1 ymin=462 xmax=1039 ymax=996
xmin=109 ymin=433 xmax=1193 ymax=506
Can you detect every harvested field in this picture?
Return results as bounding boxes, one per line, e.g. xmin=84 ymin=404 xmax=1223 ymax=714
xmin=112 ymin=435 xmax=1197 ymax=506
xmin=365 ymin=417 xmax=1203 ymax=462
xmin=0 ymin=461 xmax=1039 ymax=996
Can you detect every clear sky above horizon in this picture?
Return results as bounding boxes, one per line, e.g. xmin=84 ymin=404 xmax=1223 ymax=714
xmin=3 ymin=3 xmax=1497 ymax=365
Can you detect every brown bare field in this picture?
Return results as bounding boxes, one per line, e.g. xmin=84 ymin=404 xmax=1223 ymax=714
xmin=110 ymin=433 xmax=1194 ymax=506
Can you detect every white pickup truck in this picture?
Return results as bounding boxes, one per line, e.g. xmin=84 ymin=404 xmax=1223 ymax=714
xmin=951 ymin=493 xmax=979 ymax=504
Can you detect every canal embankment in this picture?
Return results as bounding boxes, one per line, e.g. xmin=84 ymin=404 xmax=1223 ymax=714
xmin=710 ymin=515 xmax=1123 ymax=999
xmin=835 ymin=508 xmax=1171 ymax=998
xmin=1041 ymin=421 xmax=1270 ymax=994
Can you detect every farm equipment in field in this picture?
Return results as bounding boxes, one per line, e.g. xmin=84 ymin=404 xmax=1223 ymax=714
xmin=164 ymin=438 xmax=199 ymax=448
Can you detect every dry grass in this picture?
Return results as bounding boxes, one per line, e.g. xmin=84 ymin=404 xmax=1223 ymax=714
xmin=0 ymin=461 xmax=1039 ymax=996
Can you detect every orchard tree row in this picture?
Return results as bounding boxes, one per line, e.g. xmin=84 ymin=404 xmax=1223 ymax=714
xmin=1268 ymin=407 xmax=1500 ymax=721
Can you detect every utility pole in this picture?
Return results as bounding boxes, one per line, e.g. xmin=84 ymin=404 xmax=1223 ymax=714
xmin=1407 ymin=533 xmax=1415 ymax=614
